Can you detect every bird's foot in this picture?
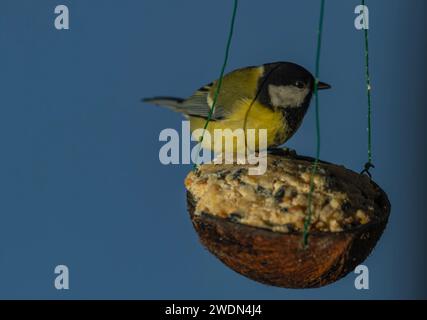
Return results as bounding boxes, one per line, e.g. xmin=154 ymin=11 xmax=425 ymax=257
xmin=267 ymin=147 xmax=297 ymax=158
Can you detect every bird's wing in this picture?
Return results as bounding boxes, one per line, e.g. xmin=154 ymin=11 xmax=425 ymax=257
xmin=179 ymin=85 xmax=227 ymax=120
xmin=180 ymin=66 xmax=263 ymax=120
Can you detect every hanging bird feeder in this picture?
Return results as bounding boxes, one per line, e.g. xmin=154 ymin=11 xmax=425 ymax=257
xmin=185 ymin=154 xmax=390 ymax=288
xmin=183 ymin=0 xmax=390 ymax=288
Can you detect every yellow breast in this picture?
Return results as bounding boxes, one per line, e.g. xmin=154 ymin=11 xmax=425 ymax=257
xmin=189 ymin=99 xmax=286 ymax=153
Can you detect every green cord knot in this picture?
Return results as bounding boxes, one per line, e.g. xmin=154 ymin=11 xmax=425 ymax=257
xmin=360 ymin=161 xmax=375 ymax=178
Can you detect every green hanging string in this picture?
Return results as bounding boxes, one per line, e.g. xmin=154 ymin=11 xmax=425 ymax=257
xmin=193 ymin=0 xmax=239 ymax=168
xmin=303 ymin=0 xmax=326 ymax=247
xmin=360 ymin=0 xmax=374 ymax=177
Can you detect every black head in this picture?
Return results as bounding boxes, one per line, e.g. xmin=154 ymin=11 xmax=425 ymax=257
xmin=257 ymin=62 xmax=330 ymax=110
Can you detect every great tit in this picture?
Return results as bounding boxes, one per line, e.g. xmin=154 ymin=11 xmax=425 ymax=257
xmin=143 ymin=61 xmax=330 ymax=152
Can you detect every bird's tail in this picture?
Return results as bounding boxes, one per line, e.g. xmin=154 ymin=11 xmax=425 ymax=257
xmin=142 ymin=96 xmax=185 ymax=112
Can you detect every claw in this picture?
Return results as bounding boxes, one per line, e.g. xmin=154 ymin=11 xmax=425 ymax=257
xmin=267 ymin=147 xmax=297 ymax=157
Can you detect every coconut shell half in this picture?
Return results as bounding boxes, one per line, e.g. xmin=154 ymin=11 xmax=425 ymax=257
xmin=186 ymin=156 xmax=390 ymax=288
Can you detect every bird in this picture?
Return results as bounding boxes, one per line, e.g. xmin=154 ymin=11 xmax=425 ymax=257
xmin=143 ymin=61 xmax=330 ymax=154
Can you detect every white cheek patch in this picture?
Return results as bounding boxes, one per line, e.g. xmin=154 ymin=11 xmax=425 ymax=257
xmin=268 ymin=84 xmax=309 ymax=108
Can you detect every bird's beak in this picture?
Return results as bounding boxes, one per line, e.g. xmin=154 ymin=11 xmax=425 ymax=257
xmin=317 ymin=81 xmax=331 ymax=90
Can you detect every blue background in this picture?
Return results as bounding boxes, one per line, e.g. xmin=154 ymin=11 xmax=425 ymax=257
xmin=0 ymin=0 xmax=426 ymax=299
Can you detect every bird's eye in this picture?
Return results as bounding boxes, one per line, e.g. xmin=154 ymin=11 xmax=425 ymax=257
xmin=294 ymin=81 xmax=305 ymax=89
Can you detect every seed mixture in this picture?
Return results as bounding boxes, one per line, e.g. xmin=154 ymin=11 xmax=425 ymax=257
xmin=185 ymin=155 xmax=381 ymax=233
